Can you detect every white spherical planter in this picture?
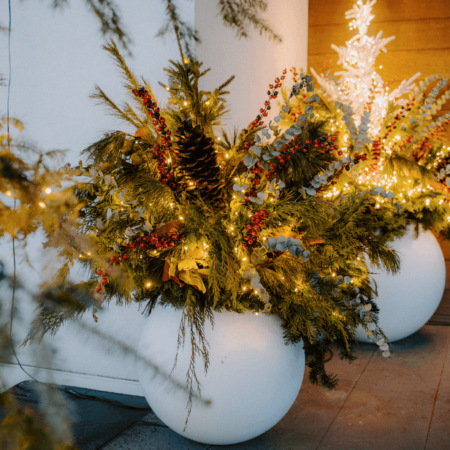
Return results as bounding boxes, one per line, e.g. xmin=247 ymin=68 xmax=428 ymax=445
xmin=356 ymin=225 xmax=446 ymax=343
xmin=137 ymin=305 xmax=305 ymax=446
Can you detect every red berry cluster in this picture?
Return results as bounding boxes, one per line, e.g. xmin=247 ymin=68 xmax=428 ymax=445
xmin=132 ymin=86 xmax=177 ymax=190
xmin=242 ymin=209 xmax=269 ymax=250
xmin=264 ymin=134 xmax=339 ymax=184
xmin=240 ymin=132 xmax=345 ymax=245
xmin=92 ymin=229 xmax=182 ymax=298
xmin=152 ymin=143 xmax=177 ymax=190
xmin=95 ymin=269 xmax=109 ymax=293
xmin=247 ymin=70 xmax=287 ymax=131
xmin=308 ymin=134 xmax=339 ymax=152
xmin=290 ymin=67 xmax=300 ymax=84
xmin=288 ymin=104 xmax=303 ymax=122
xmin=111 ymin=231 xmax=187 ymax=264
xmin=243 ymin=163 xmax=264 ymax=205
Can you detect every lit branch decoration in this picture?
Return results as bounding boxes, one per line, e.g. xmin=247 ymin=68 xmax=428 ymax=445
xmin=27 ymin=35 xmax=411 ymax=398
xmin=307 ymin=0 xmax=450 ymax=233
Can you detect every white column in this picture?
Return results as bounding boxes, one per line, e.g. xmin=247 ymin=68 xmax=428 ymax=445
xmin=195 ymin=0 xmax=309 ymax=131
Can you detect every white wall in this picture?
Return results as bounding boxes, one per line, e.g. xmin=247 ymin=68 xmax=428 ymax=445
xmin=0 ymin=0 xmax=308 ymax=395
xmin=0 ymin=0 xmax=194 ymax=394
xmin=195 ymin=0 xmax=309 ymax=132
xmin=0 ymin=0 xmax=192 ymax=165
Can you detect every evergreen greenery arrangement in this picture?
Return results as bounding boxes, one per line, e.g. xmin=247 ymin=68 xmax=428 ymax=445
xmin=25 ymin=36 xmax=409 ymax=394
xmin=7 ymin=1 xmax=450 ymax=447
xmin=307 ymin=0 xmax=450 ymax=234
xmin=3 ymin=0 xmax=448 ymax=445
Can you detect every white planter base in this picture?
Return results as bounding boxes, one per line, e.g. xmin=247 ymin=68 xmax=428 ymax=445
xmin=138 ymin=305 xmax=305 ymax=446
xmin=356 ymin=226 xmax=446 ymax=343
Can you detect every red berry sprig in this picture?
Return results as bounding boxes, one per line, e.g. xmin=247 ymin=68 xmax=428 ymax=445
xmin=263 ymin=134 xmax=339 ymax=184
xmin=243 ymin=162 xmax=264 ymax=205
xmin=290 ymin=67 xmax=300 ymax=84
xmin=94 ymin=269 xmax=109 ymax=297
xmin=413 ymin=120 xmax=449 ymax=163
xmin=382 ymin=99 xmax=415 ymax=140
xmin=111 ymin=230 xmax=187 ymax=264
xmin=132 ymin=87 xmax=177 ymax=190
xmin=247 ymin=70 xmax=287 ymax=131
xmin=242 ymin=209 xmax=269 ymax=250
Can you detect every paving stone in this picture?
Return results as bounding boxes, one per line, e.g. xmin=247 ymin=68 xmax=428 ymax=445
xmin=69 ymin=395 xmax=150 ymax=450
xmin=425 ymin=334 xmax=450 ymax=450
xmin=209 ymin=433 xmax=276 ymax=450
xmin=317 ymin=326 xmax=450 ymax=450
xmin=138 ymin=411 xmax=166 ymax=428
xmin=100 ymin=423 xmax=209 ymax=450
xmin=243 ymin=343 xmax=376 ymax=450
xmin=428 ymin=261 xmax=450 ymax=325
xmin=4 ymin=324 xmax=450 ymax=450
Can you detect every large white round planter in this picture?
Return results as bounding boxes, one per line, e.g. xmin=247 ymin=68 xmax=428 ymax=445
xmin=137 ymin=305 xmax=305 ymax=446
xmin=356 ymin=225 xmax=446 ymax=343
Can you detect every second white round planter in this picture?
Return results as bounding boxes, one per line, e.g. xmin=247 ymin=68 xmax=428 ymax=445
xmin=356 ymin=225 xmax=446 ymax=343
xmin=137 ymin=305 xmax=305 ymax=446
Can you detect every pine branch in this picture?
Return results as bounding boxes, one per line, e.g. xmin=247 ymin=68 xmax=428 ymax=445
xmin=217 ymin=0 xmax=282 ymax=42
xmin=82 ymin=131 xmax=131 ymax=163
xmin=91 ymin=86 xmax=141 ymax=128
xmin=102 ymin=40 xmax=139 ymax=90
xmin=157 ymin=0 xmax=200 ymax=62
xmin=101 ymin=41 xmax=159 ymax=126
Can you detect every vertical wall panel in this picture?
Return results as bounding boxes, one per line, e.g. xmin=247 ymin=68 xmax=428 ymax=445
xmin=308 ymin=0 xmax=450 ymax=114
xmin=196 ymin=0 xmax=309 ymax=132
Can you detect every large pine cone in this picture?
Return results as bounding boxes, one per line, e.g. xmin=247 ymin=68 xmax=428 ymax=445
xmin=175 ymin=119 xmax=227 ymax=208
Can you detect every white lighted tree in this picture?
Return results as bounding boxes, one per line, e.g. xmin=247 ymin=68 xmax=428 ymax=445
xmin=311 ymin=0 xmax=420 ymax=140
